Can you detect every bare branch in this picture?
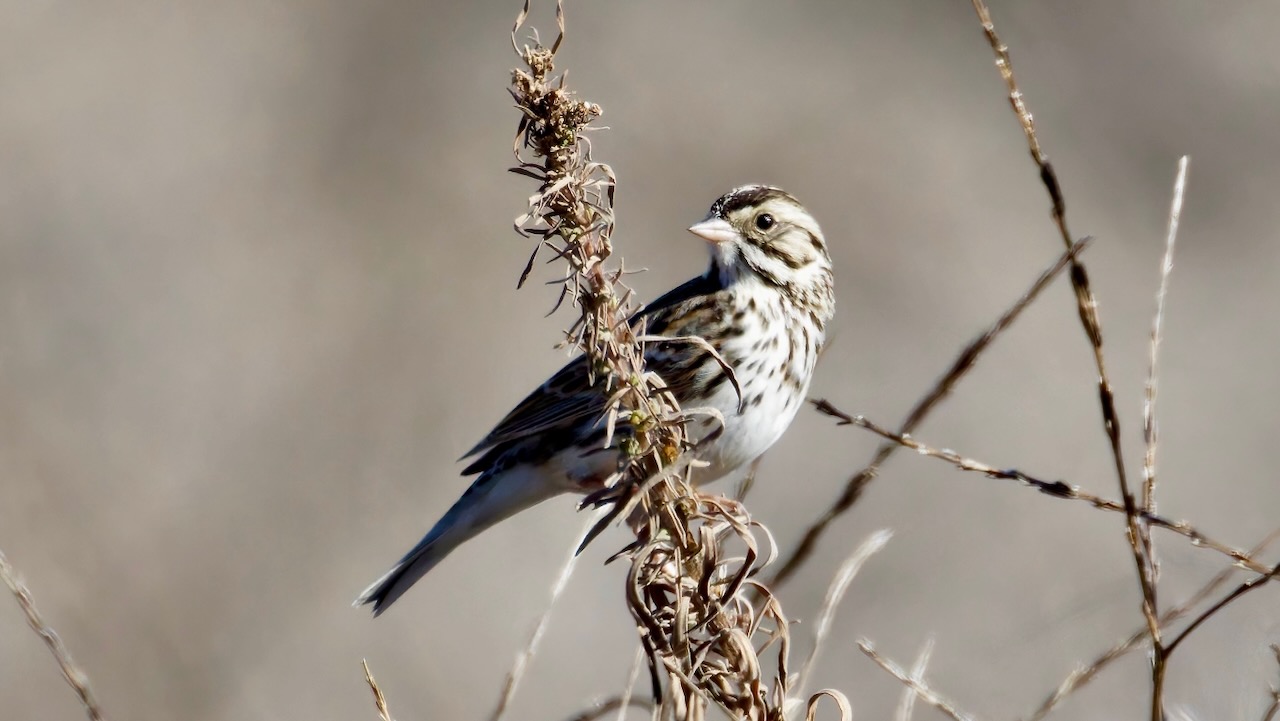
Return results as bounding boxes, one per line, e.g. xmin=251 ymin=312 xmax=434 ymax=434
xmin=1165 ymin=562 xmax=1280 ymax=656
xmin=811 ymin=400 xmax=1275 ymax=578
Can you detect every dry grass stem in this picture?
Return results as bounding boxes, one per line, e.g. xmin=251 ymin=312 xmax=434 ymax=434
xmin=795 ymin=530 xmax=893 ymax=700
xmin=859 ymin=641 xmax=975 ymax=721
xmin=771 ymin=234 xmax=1091 ymax=589
xmin=1143 ymin=156 xmax=1190 ymax=517
xmin=362 ymin=659 xmax=394 ymax=721
xmin=966 ymin=2 xmax=1163 ymax=714
xmin=491 ymin=509 xmax=604 ymax=721
xmin=1026 ymin=528 xmax=1280 ymax=721
xmin=894 ymin=639 xmax=936 ymax=721
xmin=1164 ymin=561 xmax=1280 ymax=655
xmin=505 ymin=3 xmax=838 ymax=718
xmin=0 ymin=547 xmax=105 ymax=721
xmin=810 ymin=400 xmax=1273 ymax=577
xmin=1139 ymin=154 xmax=1190 ymax=709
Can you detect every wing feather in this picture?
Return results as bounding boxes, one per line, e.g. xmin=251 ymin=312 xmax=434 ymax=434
xmin=460 ymin=273 xmax=726 ymax=460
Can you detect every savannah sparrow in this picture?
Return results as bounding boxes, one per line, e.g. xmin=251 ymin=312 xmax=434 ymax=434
xmin=357 ymin=185 xmax=835 ymax=615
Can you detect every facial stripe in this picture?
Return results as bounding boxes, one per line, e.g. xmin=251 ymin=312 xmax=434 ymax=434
xmin=805 ymin=229 xmax=828 ymax=257
xmin=711 ymin=186 xmax=800 ymax=219
xmin=758 ymin=240 xmax=807 ymax=270
xmin=739 ymin=246 xmax=793 ymax=291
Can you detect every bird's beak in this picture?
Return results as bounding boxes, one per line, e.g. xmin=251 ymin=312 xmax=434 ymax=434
xmin=687 ymin=217 xmax=738 ymax=245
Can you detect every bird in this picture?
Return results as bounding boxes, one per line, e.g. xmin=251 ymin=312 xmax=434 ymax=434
xmin=356 ymin=185 xmax=835 ymax=615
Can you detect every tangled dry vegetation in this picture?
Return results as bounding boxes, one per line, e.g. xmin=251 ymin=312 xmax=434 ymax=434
xmin=4 ymin=1 xmax=1279 ymax=721
xmin=491 ymin=1 xmax=847 ymax=718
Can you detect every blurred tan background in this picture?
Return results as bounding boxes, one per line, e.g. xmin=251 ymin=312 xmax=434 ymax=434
xmin=3 ymin=1 xmax=1280 ymax=719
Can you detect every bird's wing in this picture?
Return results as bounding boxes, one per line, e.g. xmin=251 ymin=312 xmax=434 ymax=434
xmin=460 ymin=274 xmax=726 ymax=460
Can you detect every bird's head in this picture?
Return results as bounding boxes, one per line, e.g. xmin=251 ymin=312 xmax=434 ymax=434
xmin=688 ymin=185 xmax=832 ymax=300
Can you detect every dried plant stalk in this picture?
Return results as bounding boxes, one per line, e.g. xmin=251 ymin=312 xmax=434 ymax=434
xmin=1027 ymin=529 xmax=1280 ymax=721
xmin=859 ymin=641 xmax=976 ymax=721
xmin=966 ymin=1 xmax=1163 ymax=716
xmin=0 ymin=548 xmax=105 ymax=721
xmin=1143 ymin=156 xmax=1190 ymax=521
xmin=505 ymin=3 xmax=845 ymax=719
xmin=1164 ymin=561 xmax=1280 ymax=655
xmin=810 ymin=400 xmax=1276 ymax=578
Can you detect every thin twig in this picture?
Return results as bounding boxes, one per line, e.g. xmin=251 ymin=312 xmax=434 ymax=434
xmin=811 ymin=400 xmax=1276 ymax=577
xmin=1164 ymin=562 xmax=1280 ymax=656
xmin=859 ymin=641 xmax=976 ymax=721
xmin=966 ymin=5 xmax=1161 ymax=716
xmin=362 ymin=659 xmax=393 ymax=721
xmin=1026 ymin=528 xmax=1280 ymax=721
xmin=0 ymin=548 xmax=105 ymax=721
xmin=896 ymin=638 xmax=936 ymax=721
xmin=794 ymin=530 xmax=893 ymax=700
xmin=771 ymin=235 xmax=1091 ymax=589
xmin=491 ymin=509 xmax=603 ymax=721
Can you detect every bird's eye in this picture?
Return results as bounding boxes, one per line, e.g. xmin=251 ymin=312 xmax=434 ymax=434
xmin=755 ymin=213 xmax=775 ymax=231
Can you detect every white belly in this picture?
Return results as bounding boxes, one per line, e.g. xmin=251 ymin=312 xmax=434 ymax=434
xmin=690 ymin=318 xmax=818 ymax=482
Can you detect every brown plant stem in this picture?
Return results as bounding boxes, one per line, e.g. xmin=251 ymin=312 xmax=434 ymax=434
xmin=966 ymin=1 xmax=1161 ymax=716
xmin=1164 ymin=563 xmax=1280 ymax=656
xmin=1026 ymin=528 xmax=1280 ymax=721
xmin=811 ymin=399 xmax=1276 ymax=578
xmin=503 ymin=3 xmax=845 ymax=719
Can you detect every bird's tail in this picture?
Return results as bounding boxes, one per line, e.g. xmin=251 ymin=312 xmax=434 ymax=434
xmin=355 ymin=467 xmax=564 ymax=616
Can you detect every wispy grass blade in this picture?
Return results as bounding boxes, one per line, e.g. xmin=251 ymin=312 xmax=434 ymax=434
xmin=795 ymin=530 xmax=893 ymax=700
xmin=859 ymin=641 xmax=976 ymax=721
xmin=491 ymin=509 xmax=604 ymax=721
xmin=895 ymin=639 xmax=936 ymax=721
